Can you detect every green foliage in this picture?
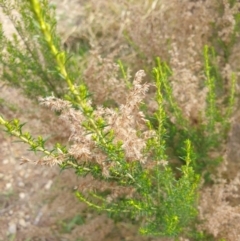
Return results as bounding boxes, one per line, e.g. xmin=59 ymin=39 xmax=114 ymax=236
xmin=117 ymin=59 xmax=132 ymax=89
xmin=0 ymin=0 xmax=237 ymax=240
xmin=75 ymin=139 xmax=199 ymax=237
xmin=153 ymin=54 xmax=236 ymax=176
xmin=0 ymin=0 xmax=80 ymax=99
xmin=59 ymin=214 xmax=85 ymax=233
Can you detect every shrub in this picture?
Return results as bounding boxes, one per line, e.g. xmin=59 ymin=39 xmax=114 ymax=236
xmin=0 ymin=0 xmax=239 ymax=240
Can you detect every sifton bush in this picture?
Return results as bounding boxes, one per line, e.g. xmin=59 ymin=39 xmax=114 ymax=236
xmin=0 ymin=0 xmax=239 ymax=240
